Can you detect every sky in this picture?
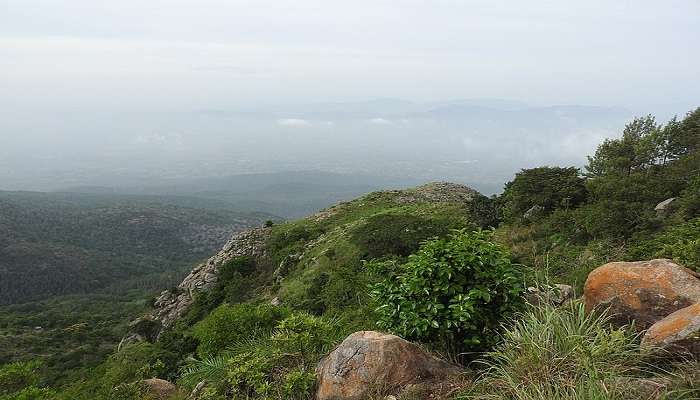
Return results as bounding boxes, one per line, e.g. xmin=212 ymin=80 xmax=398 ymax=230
xmin=0 ymin=0 xmax=698 ymax=190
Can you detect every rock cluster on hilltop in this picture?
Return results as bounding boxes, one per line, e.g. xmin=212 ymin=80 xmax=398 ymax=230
xmin=584 ymin=259 xmax=700 ymax=357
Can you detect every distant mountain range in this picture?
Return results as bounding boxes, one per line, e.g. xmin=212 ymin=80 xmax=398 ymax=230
xmin=1 ymin=98 xmax=636 ymax=198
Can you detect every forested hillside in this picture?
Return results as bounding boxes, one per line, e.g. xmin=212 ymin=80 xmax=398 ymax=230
xmin=0 ymin=192 xmax=273 ymax=304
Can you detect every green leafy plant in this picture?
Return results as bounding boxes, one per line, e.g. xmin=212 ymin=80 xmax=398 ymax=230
xmin=281 ymin=368 xmax=316 ymax=399
xmin=368 ymin=229 xmax=525 ymax=357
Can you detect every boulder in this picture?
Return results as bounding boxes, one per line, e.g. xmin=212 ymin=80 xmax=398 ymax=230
xmin=188 ymin=381 xmax=207 ymax=399
xmin=316 ymin=331 xmax=461 ymax=400
xmin=654 ymin=197 xmax=677 ymax=217
xmin=584 ymin=259 xmax=700 ymax=330
xmin=140 ymin=378 xmax=178 ymax=399
xmin=523 ymin=205 xmax=544 ymax=219
xmin=525 ymin=284 xmax=574 ymax=306
xmin=642 ymin=302 xmax=700 ymax=357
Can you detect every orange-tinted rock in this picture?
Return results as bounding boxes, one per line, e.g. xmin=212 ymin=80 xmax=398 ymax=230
xmin=316 ymin=331 xmax=461 ymax=400
xmin=642 ymin=302 xmax=700 ymax=357
xmin=584 ymin=259 xmax=700 ymax=330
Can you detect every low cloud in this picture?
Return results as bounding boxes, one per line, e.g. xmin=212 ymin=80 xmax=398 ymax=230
xmin=367 ymin=117 xmax=392 ymax=125
xmin=277 ymin=118 xmax=311 ymax=127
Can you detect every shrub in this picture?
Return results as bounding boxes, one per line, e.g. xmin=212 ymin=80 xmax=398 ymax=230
xmin=280 ymin=368 xmax=316 ymax=399
xmin=101 ymin=343 xmax=176 ymax=389
xmin=182 ymin=312 xmax=342 ymax=400
xmin=462 ymin=301 xmax=642 ymax=400
xmin=352 ymin=213 xmax=457 ymax=258
xmin=368 ymin=229 xmax=525 ymax=357
xmin=219 ymin=256 xmax=257 ymax=280
xmin=628 ymin=218 xmax=700 ymax=270
xmin=0 ymin=361 xmax=55 ymax=400
xmin=192 ymin=303 xmax=290 ymax=356
xmin=0 ymin=361 xmax=41 ymax=395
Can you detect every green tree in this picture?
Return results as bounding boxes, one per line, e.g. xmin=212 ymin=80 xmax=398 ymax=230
xmin=501 ymin=166 xmax=586 ymax=220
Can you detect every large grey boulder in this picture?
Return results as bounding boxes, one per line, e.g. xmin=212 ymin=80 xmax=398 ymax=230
xmin=316 ymin=331 xmax=461 ymax=400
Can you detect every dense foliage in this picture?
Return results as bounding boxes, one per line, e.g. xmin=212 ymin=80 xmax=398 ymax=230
xmin=497 ymin=108 xmax=700 ymax=288
xmin=0 ymin=191 xmax=269 ymax=304
xmin=500 ymin=166 xmax=587 ymax=220
xmin=369 ymin=230 xmax=525 ymax=357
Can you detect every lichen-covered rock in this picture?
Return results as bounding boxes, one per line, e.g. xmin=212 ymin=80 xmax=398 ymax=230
xmin=642 ymin=302 xmax=700 ymax=357
xmin=316 ymin=331 xmax=461 ymax=400
xmin=584 ymin=259 xmax=700 ymax=330
xmin=140 ymin=378 xmax=177 ymax=399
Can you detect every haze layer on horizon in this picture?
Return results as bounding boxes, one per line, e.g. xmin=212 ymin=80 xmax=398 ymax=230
xmin=1 ymin=1 xmax=698 ymax=192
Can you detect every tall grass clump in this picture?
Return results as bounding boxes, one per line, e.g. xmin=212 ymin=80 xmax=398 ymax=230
xmin=462 ymin=301 xmax=643 ymax=400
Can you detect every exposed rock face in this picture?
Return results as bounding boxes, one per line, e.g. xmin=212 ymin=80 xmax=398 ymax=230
xmin=140 ymin=378 xmax=177 ymax=399
xmin=584 ymin=259 xmax=700 ymax=330
xmin=316 ymin=331 xmax=461 ymax=400
xmin=151 ymin=227 xmax=271 ymax=332
xmin=642 ymin=302 xmax=700 ymax=357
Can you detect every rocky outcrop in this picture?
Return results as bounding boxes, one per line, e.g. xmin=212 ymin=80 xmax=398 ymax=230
xmin=140 ymin=378 xmax=178 ymax=399
xmin=584 ymin=259 xmax=700 ymax=330
xmin=312 ymin=182 xmax=479 ymax=222
xmin=316 ymin=331 xmax=461 ymax=400
xmin=642 ymin=302 xmax=700 ymax=357
xmin=145 ymin=227 xmax=270 ymax=334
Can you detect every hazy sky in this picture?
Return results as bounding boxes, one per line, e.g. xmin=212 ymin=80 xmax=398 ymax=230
xmin=0 ymin=1 xmax=698 ymax=191
xmin=1 ymin=0 xmax=698 ymax=112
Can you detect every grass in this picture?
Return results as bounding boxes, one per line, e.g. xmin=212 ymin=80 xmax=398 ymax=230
xmin=461 ymin=301 xmax=643 ymax=400
xmin=458 ymin=300 xmax=700 ymax=400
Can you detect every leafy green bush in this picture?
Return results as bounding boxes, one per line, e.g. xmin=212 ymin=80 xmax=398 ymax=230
xmin=368 ymin=229 xmax=525 ymax=356
xmin=281 ymin=368 xmax=316 ymax=399
xmin=182 ymin=311 xmax=343 ymax=400
xmin=101 ymin=343 xmax=176 ymax=389
xmin=192 ymin=303 xmax=290 ymax=356
xmin=628 ymin=218 xmax=700 ymax=270
xmin=0 ymin=361 xmax=55 ymax=399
